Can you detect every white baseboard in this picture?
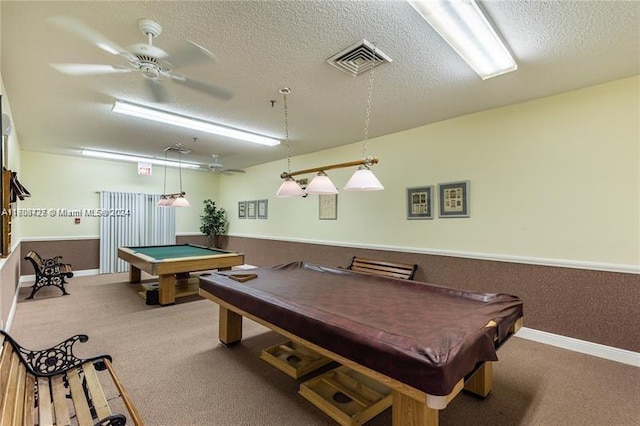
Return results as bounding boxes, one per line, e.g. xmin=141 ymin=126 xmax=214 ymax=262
xmin=515 ymin=327 xmax=639 ymax=367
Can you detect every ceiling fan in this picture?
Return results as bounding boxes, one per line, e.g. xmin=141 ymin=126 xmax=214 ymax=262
xmin=207 ymin=154 xmax=245 ymax=175
xmin=47 ymin=16 xmax=233 ymax=103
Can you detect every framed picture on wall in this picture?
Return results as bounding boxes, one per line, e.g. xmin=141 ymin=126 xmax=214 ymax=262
xmin=247 ymin=200 xmax=257 ymax=219
xmin=319 ymin=194 xmax=337 ymax=220
xmin=407 ymin=186 xmax=434 ymax=220
xmin=257 ymin=199 xmax=268 ymax=219
xmin=238 ymin=201 xmax=246 ymax=218
xmin=438 ymin=180 xmax=470 ymax=218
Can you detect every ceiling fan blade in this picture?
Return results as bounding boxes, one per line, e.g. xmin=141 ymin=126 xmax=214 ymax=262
xmin=170 ymin=73 xmax=233 ymax=101
xmin=144 ymin=79 xmax=169 ymax=103
xmin=50 ymin=63 xmax=132 ymax=76
xmin=223 ymin=169 xmax=245 ymax=174
xmin=167 ymin=41 xmax=217 ymax=68
xmin=47 ymin=15 xmax=135 ymax=60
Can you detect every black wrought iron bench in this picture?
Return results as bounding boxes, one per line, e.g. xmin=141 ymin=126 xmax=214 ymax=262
xmin=0 ymin=329 xmax=142 ymax=425
xmin=24 ymin=250 xmax=74 ymax=299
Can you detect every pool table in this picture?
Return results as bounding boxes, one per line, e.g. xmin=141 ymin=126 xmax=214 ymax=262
xmin=199 ymin=261 xmax=523 ymax=425
xmin=118 ymin=244 xmax=244 ymax=305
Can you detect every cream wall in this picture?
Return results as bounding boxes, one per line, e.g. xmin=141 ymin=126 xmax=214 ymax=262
xmin=18 ymin=151 xmax=220 ymax=237
xmin=219 ymin=76 xmax=640 ymax=269
xmin=1 ymin=76 xmax=22 ymax=250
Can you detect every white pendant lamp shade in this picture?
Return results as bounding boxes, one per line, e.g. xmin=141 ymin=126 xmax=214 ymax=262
xmin=276 ymin=177 xmax=306 ymax=197
xmin=172 ymin=195 xmax=191 ymax=207
xmin=343 ymin=166 xmax=384 ymax=191
xmin=157 ymin=196 xmax=172 ymax=207
xmin=306 ymin=171 xmax=338 ymax=194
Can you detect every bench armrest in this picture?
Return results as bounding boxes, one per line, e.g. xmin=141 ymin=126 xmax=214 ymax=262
xmin=0 ymin=330 xmax=112 ymax=377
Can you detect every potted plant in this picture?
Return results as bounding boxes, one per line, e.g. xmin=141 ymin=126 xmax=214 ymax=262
xmin=200 ymin=199 xmax=228 ymax=248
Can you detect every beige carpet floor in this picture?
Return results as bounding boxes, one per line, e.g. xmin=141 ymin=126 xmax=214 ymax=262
xmin=9 ymin=273 xmax=640 ymax=426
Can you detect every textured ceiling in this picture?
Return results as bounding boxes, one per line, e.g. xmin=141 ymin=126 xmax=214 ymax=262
xmin=1 ymin=1 xmax=639 ymax=171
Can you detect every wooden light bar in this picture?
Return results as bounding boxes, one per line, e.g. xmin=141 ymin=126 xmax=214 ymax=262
xmin=280 ymin=157 xmax=379 ymax=179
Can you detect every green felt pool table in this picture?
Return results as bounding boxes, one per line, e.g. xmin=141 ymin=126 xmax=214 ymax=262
xmin=118 ymin=244 xmax=244 ymax=305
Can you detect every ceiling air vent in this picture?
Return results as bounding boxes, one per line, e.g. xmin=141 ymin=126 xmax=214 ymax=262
xmin=327 ymin=39 xmax=393 ymax=76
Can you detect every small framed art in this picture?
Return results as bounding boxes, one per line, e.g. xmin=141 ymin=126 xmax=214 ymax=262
xmin=438 ymin=180 xmax=470 ymax=218
xmin=257 ymin=199 xmax=268 ymax=219
xmin=247 ymin=200 xmax=257 ymax=219
xmin=238 ymin=201 xmax=246 ymax=219
xmin=407 ymin=186 xmax=434 ymax=220
xmin=319 ymin=194 xmax=337 ymax=220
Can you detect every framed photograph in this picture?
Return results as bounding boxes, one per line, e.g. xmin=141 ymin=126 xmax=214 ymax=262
xmin=247 ymin=200 xmax=257 ymax=219
xmin=257 ymin=199 xmax=268 ymax=219
xmin=319 ymin=194 xmax=337 ymax=220
xmin=438 ymin=180 xmax=470 ymax=218
xmin=238 ymin=201 xmax=246 ymax=219
xmin=407 ymin=186 xmax=434 ymax=220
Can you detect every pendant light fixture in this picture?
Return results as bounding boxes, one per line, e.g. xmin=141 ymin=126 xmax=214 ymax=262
xmin=276 ymin=88 xmax=306 ymax=197
xmin=306 ymin=171 xmax=338 ymax=194
xmin=157 ymin=143 xmax=191 ymax=207
xmin=276 ymin=40 xmax=384 ymax=194
xmin=344 ymin=43 xmax=384 ymax=191
xmin=157 ymin=149 xmax=172 ymax=206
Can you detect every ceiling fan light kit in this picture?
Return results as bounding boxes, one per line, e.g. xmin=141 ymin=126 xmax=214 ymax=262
xmin=407 ymin=0 xmax=517 ymax=79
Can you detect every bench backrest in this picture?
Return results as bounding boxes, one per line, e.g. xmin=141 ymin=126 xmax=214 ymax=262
xmin=24 ymin=250 xmax=44 ymax=268
xmin=347 ymin=256 xmax=417 ymax=280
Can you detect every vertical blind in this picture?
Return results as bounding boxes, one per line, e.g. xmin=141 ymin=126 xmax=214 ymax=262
xmin=99 ymin=192 xmax=176 ymax=273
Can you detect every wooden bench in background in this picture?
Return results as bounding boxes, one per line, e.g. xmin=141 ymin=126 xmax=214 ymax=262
xmin=24 ymin=250 xmax=74 ymax=299
xmin=345 ymin=256 xmax=417 ymax=280
xmin=0 ymin=330 xmax=142 ymax=426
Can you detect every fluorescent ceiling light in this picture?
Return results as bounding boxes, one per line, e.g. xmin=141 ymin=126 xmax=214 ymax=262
xmin=407 ymin=0 xmax=517 ymax=79
xmin=112 ymin=100 xmax=281 ymax=147
xmin=81 ymin=149 xmax=201 ymax=169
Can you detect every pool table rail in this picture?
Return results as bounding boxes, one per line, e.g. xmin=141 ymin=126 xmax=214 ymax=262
xmin=118 ymin=245 xmax=245 ymax=305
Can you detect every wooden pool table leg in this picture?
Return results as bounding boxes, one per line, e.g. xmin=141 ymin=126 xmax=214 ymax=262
xmin=158 ymin=274 xmax=176 ymax=305
xmin=129 ymin=266 xmax=141 ymax=283
xmin=464 ymin=361 xmax=493 ymax=397
xmin=393 ymin=391 xmax=439 ymax=425
xmin=219 ymin=307 xmax=243 ymax=346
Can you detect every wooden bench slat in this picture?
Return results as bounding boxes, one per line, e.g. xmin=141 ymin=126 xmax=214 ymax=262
xmin=104 ymin=358 xmax=144 ymax=426
xmin=83 ymin=361 xmax=113 ymax=421
xmin=351 ymin=266 xmax=413 ymax=280
xmin=12 ymin=362 xmax=27 ymax=425
xmin=37 ymin=376 xmax=54 ymax=426
xmin=66 ymin=367 xmax=94 ymax=425
xmin=0 ymin=353 xmax=21 ymax=425
xmin=0 ymin=342 xmax=14 ymax=419
xmin=347 ymin=257 xmax=417 ymax=281
xmin=23 ymin=374 xmax=36 ymax=426
xmin=51 ymin=374 xmax=71 ymax=426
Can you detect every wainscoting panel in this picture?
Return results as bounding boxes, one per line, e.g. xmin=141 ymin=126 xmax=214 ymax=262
xmin=20 ymin=239 xmax=100 ymax=274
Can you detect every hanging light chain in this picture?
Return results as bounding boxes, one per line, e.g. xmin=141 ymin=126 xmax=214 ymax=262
xmin=280 ymin=87 xmax=292 ymax=173
xmin=362 ymin=45 xmax=377 ymax=161
xmin=162 ymin=149 xmax=168 ymax=196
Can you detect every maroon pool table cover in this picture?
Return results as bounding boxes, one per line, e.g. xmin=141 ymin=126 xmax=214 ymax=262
xmin=199 ymin=261 xmax=523 ymax=396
